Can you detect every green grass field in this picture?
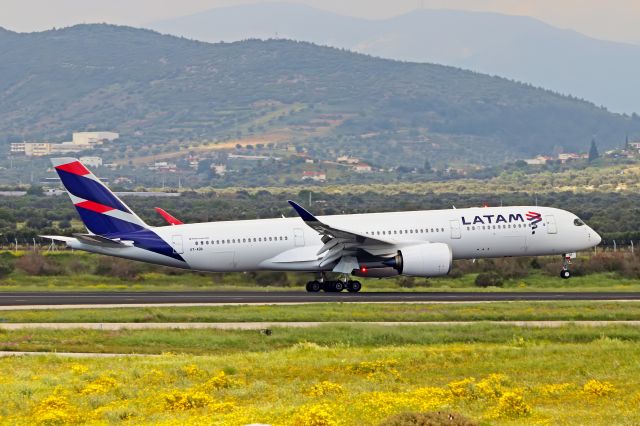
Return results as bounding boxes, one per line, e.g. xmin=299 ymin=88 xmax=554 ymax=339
xmin=2 ymin=270 xmax=640 ymax=293
xmin=0 ymin=324 xmax=638 ymax=425
xmin=2 ymin=301 xmax=640 ymax=323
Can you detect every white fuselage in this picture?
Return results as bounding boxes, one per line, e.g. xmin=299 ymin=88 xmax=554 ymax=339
xmin=68 ymin=206 xmax=601 ymax=273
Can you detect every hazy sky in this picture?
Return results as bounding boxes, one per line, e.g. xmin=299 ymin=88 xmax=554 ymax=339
xmin=3 ymin=0 xmax=640 ymax=45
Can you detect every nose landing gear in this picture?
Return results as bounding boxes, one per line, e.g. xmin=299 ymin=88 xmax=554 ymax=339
xmin=560 ymin=253 xmax=575 ymax=279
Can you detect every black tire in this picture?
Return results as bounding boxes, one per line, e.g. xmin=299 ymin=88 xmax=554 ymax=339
xmin=334 ymin=281 xmax=345 ymax=292
xmin=560 ymin=270 xmax=571 ymax=279
xmin=306 ymin=281 xmax=321 ymax=292
xmin=322 ymin=281 xmax=334 ymax=292
xmin=347 ymin=280 xmax=362 ymax=293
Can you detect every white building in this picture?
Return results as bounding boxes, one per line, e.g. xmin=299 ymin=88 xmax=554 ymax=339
xmin=72 ymin=132 xmax=119 ymax=146
xmin=337 ymin=155 xmax=360 ymax=164
xmin=354 ymin=163 xmax=373 ymax=173
xmin=302 ymin=171 xmax=327 ymax=182
xmin=79 ymin=156 xmax=103 ymax=168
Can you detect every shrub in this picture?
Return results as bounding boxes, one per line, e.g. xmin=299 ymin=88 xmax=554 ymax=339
xmin=474 ymin=272 xmax=503 ymax=288
xmin=252 ymin=271 xmax=290 ymax=287
xmin=0 ymin=256 xmax=15 ymax=278
xmin=379 ymin=411 xmax=478 ymax=426
xmin=94 ymin=257 xmax=142 ymax=280
xmin=15 ymin=252 xmax=64 ymax=276
xmin=306 ymin=381 xmax=344 ymax=397
xmin=583 ymin=379 xmax=615 ymax=397
xmin=491 ymin=391 xmax=532 ymax=419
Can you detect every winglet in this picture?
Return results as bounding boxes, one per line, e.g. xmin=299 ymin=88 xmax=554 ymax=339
xmin=155 ymin=207 xmax=184 ymax=225
xmin=287 ymin=200 xmax=319 ymax=223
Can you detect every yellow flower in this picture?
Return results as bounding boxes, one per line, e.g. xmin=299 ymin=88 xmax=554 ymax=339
xmin=306 ymin=381 xmax=344 ymax=397
xmin=199 ymin=371 xmax=240 ymax=392
xmin=476 ymin=374 xmax=507 ymax=399
xmin=537 ymin=383 xmax=572 ymax=397
xmin=181 ymin=364 xmax=204 ymax=378
xmin=292 ymin=404 xmax=338 ymax=426
xmin=448 ymin=377 xmax=477 ymax=399
xmin=80 ymin=375 xmax=118 ymax=395
xmin=33 ymin=395 xmax=79 ymax=425
xmin=411 ymin=387 xmax=453 ymax=411
xmin=350 ymin=359 xmax=401 ymax=381
xmin=490 ymin=391 xmax=532 ymax=419
xmin=583 ymin=379 xmax=616 ymax=397
xmin=163 ymin=390 xmax=214 ymax=411
xmin=69 ymin=364 xmax=89 ymax=375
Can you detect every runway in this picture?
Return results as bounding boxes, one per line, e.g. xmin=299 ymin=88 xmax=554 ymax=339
xmin=1 ymin=291 xmax=640 ymax=307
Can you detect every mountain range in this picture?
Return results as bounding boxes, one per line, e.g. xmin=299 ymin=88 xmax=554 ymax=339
xmin=0 ymin=23 xmax=639 ymax=168
xmin=150 ymin=3 xmax=640 ymax=114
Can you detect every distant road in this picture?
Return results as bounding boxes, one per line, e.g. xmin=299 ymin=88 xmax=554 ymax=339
xmin=1 ymin=291 xmax=640 ymax=307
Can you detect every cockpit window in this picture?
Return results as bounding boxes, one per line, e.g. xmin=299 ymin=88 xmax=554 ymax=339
xmin=574 ymin=218 xmax=585 ymax=226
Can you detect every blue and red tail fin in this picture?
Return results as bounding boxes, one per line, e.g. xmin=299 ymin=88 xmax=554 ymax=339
xmin=51 ymin=158 xmax=149 ymax=236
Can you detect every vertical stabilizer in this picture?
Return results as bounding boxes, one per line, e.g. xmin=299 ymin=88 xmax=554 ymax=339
xmin=51 ymin=158 xmax=149 ymax=235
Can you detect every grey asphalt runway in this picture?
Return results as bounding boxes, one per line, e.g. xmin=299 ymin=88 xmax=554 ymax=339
xmin=1 ymin=291 xmax=640 ymax=306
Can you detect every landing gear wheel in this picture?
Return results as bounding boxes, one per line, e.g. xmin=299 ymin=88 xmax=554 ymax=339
xmin=334 ymin=281 xmax=345 ymax=292
xmin=347 ymin=280 xmax=362 ymax=293
xmin=306 ymin=281 xmax=322 ymax=292
xmin=560 ymin=253 xmax=572 ymax=280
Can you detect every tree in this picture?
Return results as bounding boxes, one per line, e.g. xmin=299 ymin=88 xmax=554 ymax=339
xmin=26 ymin=185 xmax=44 ymax=196
xmin=588 ymin=138 xmax=600 ymax=162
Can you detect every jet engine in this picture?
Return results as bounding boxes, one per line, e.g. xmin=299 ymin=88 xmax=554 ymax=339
xmin=396 ymin=243 xmax=452 ymax=277
xmin=352 ymin=243 xmax=452 ymax=278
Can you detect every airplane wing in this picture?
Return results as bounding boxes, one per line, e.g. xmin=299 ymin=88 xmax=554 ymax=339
xmin=287 ymin=200 xmax=398 ymax=272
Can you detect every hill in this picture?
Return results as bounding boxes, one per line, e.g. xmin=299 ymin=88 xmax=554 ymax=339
xmin=1 ymin=23 xmax=639 ymax=168
xmin=150 ymin=3 xmax=640 ymax=114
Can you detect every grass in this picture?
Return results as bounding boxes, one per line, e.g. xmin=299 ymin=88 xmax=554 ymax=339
xmin=3 ymin=301 xmax=640 ymax=323
xmin=2 ymin=270 xmax=640 ymax=293
xmin=1 ymin=323 xmax=640 ymax=354
xmin=0 ymin=324 xmax=639 ymax=424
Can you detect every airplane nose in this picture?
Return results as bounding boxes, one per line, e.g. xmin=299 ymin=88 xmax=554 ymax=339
xmin=591 ymin=229 xmax=602 ymax=245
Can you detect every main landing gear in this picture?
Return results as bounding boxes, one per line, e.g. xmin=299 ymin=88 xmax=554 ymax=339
xmin=305 ymin=274 xmax=362 ymax=293
xmin=560 ymin=253 xmax=573 ymax=279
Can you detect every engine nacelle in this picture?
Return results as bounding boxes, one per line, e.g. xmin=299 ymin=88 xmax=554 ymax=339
xmin=352 ymin=267 xmax=399 ymax=278
xmin=397 ymin=243 xmax=452 ymax=277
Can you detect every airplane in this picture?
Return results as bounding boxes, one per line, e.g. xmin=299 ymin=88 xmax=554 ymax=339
xmin=44 ymin=158 xmax=602 ymax=293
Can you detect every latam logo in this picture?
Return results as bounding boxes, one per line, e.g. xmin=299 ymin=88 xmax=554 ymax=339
xmin=461 ymin=213 xmax=525 ymax=226
xmin=526 ymin=211 xmax=543 ymax=234
xmin=461 ymin=212 xmax=543 ymax=235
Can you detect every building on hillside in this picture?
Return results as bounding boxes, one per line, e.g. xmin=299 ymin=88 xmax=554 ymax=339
xmin=524 ymin=156 xmax=554 ymax=165
xmin=558 ymin=153 xmax=587 ymax=163
xmin=72 ymin=132 xmax=119 ymax=145
xmin=353 ymin=163 xmax=373 ymax=173
xmin=10 ymin=131 xmax=119 ymax=157
xmin=337 ymin=155 xmax=360 ymax=164
xmin=25 ymin=143 xmax=54 ymax=157
xmin=213 ymin=164 xmax=227 ymax=176
xmin=301 ymin=171 xmax=327 ymax=182
xmin=10 ymin=142 xmax=25 ymax=154
xmin=628 ymin=142 xmax=640 ymax=152
xmin=79 ymin=156 xmax=103 ymax=168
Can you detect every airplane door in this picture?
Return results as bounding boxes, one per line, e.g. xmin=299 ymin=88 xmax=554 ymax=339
xmin=171 ymin=235 xmax=184 ymax=254
xmin=450 ymin=219 xmax=461 ymax=239
xmin=294 ymin=228 xmax=305 ymax=246
xmin=546 ymin=215 xmax=558 ymax=234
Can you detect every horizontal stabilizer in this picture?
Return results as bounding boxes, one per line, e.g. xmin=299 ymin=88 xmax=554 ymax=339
xmin=72 ymin=233 xmax=130 ymax=248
